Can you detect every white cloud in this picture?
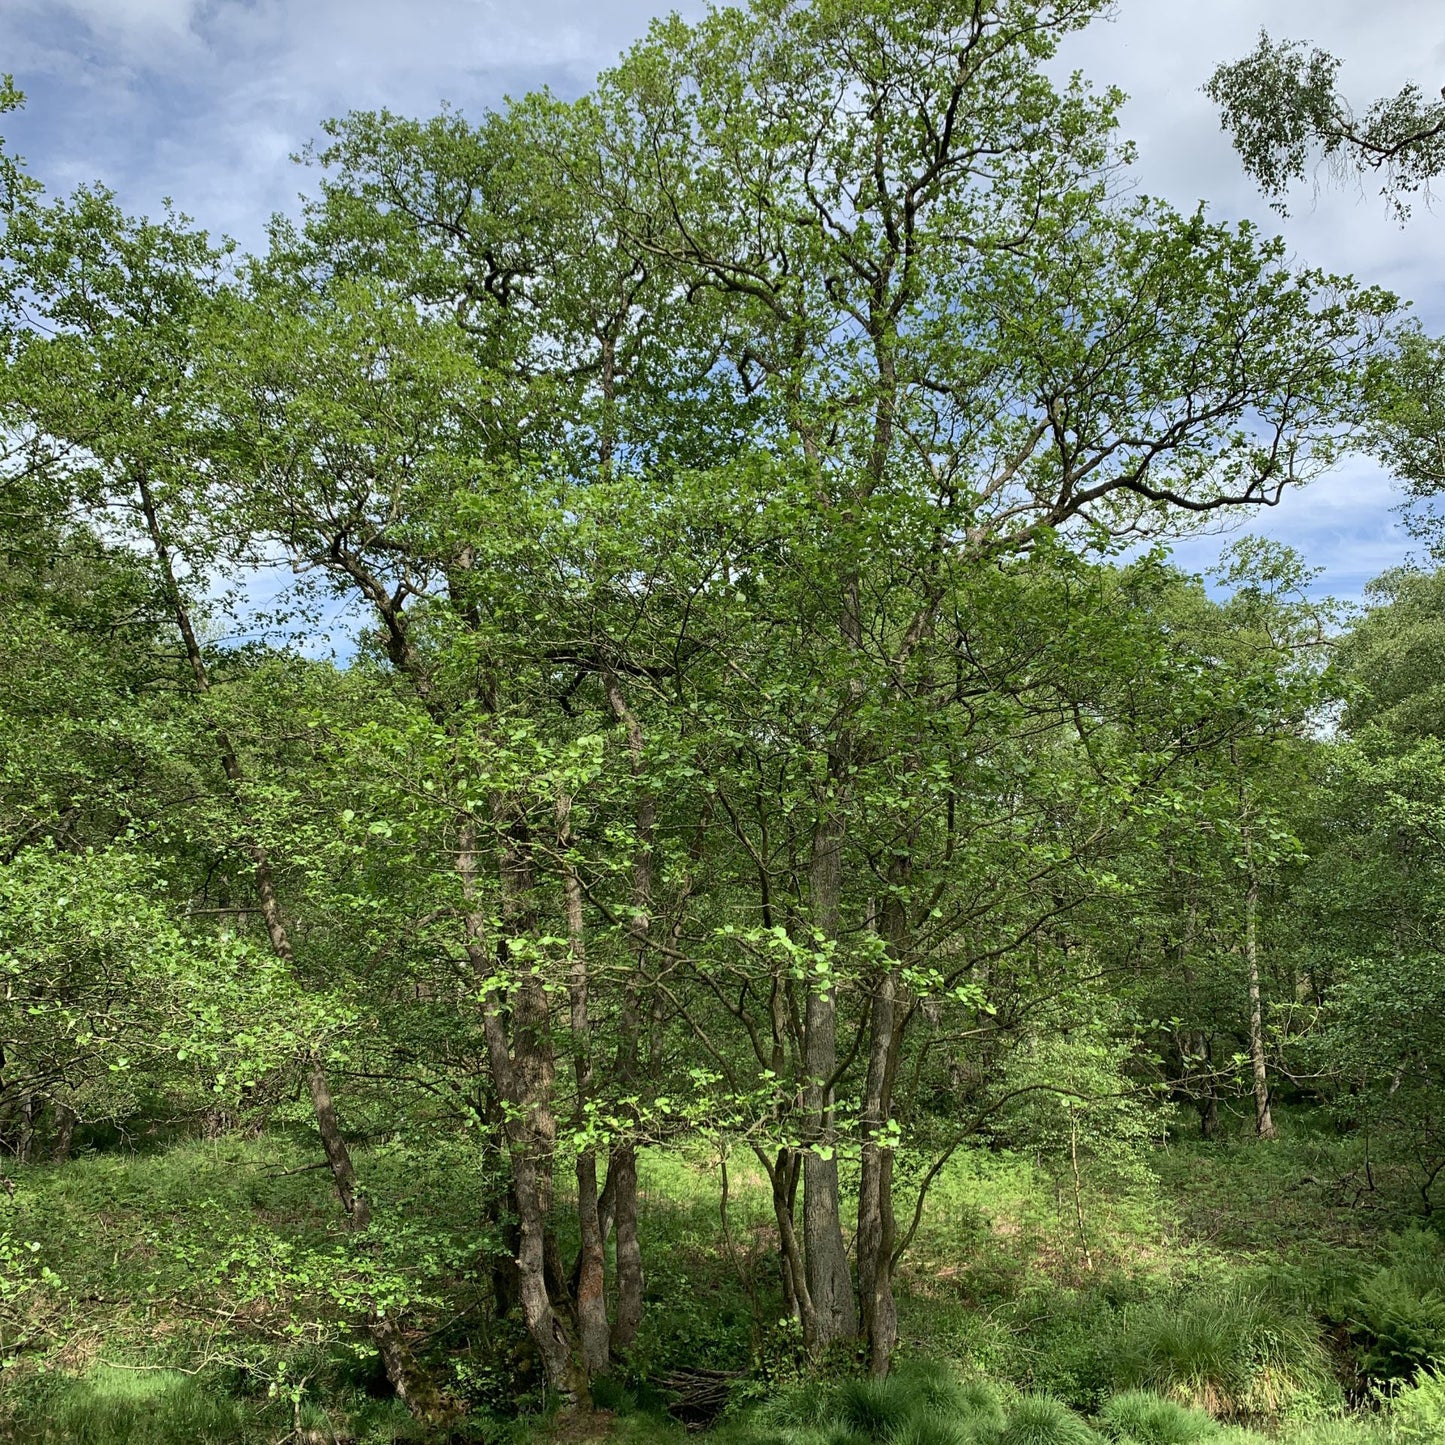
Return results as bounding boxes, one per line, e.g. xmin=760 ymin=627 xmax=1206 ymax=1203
xmin=67 ymin=0 xmax=200 ymax=32
xmin=14 ymin=0 xmax=204 ymax=58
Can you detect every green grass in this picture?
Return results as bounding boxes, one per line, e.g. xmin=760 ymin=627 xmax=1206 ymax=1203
xmin=1111 ymin=1289 xmax=1336 ymax=1421
xmin=1096 ymin=1389 xmax=1219 ymax=1443
xmin=8 ymin=1365 xmax=254 ymax=1445
xmin=2 ymin=1104 xmax=1440 ymax=1443
xmin=997 ymin=1394 xmax=1098 ymax=1445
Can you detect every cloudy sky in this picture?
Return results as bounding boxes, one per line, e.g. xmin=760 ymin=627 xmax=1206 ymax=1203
xmin=2 ymin=0 xmax=1441 ymax=612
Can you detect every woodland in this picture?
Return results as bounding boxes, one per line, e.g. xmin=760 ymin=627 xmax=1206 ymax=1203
xmin=3 ymin=2 xmax=1445 ymax=1442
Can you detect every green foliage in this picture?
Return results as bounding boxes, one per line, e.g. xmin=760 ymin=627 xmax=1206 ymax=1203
xmin=8 ymin=1366 xmax=253 ymax=1445
xmin=997 ymin=1394 xmax=1098 ymax=1445
xmin=1385 ymin=1368 xmax=1445 ymax=1443
xmin=1005 ymin=1288 xmax=1122 ymax=1412
xmin=1113 ymin=1292 xmax=1334 ymax=1421
xmin=1207 ymin=31 xmax=1445 ymax=218
xmin=1096 ymin=1390 xmax=1219 ymax=1444
xmin=1306 ymin=1230 xmax=1445 ymax=1387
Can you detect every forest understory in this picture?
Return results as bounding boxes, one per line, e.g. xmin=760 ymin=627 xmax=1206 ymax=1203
xmin=7 ymin=1107 xmax=1445 ymax=1443
xmin=5 ymin=0 xmax=1445 ymax=1441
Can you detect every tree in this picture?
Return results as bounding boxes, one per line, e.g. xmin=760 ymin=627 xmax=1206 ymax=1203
xmin=1289 ymin=568 xmax=1445 ymax=1208
xmin=1207 ymin=30 xmax=1445 ymax=220
xmin=579 ymin=0 xmax=1385 ymax=1371
xmin=0 ymin=189 xmax=453 ymax=1420
xmin=0 ymin=0 xmax=1401 ymax=1401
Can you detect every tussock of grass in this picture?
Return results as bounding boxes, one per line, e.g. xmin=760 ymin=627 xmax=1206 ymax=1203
xmin=735 ymin=1365 xmax=1004 ymax=1445
xmin=997 ymin=1393 xmax=1098 ymax=1445
xmin=754 ymin=1380 xmax=840 ymax=1432
xmin=1096 ymin=1389 xmax=1218 ymax=1443
xmin=836 ymin=1377 xmax=914 ymax=1438
xmin=1113 ymin=1292 xmax=1332 ymax=1421
xmin=955 ymin=1379 xmax=1008 ymax=1437
xmin=889 ymin=1415 xmax=971 ymax=1445
xmin=1280 ymin=1422 xmax=1392 ymax=1445
xmin=892 ymin=1358 xmax=970 ymax=1416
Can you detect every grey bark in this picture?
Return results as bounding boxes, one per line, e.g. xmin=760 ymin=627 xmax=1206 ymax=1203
xmin=603 ymin=674 xmax=654 ymax=1355
xmin=803 ymin=803 xmax=858 ymax=1350
xmin=1244 ymin=872 xmax=1277 ymax=1140
xmin=558 ymin=795 xmax=611 ymax=1378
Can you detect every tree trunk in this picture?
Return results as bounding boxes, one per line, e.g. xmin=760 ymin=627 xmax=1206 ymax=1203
xmin=1190 ymin=1033 xmax=1220 ymax=1139
xmin=857 ymin=967 xmax=899 ymax=1375
xmin=803 ymin=805 xmax=858 ymax=1351
xmin=306 ymin=1060 xmax=370 ymax=1227
xmin=1244 ymin=874 xmax=1277 ymax=1140
xmin=602 ymin=674 xmax=654 ymax=1357
xmin=558 ymin=795 xmax=610 ymax=1379
xmin=610 ymin=1141 xmax=643 ymax=1355
xmin=53 ymin=1102 xmax=76 ymax=1163
xmin=761 ymin=1144 xmax=817 ymax=1346
xmin=462 ymin=814 xmax=578 ymax=1399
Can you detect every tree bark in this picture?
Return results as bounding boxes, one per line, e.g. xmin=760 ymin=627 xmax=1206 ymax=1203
xmin=857 ymin=968 xmax=899 ymax=1375
xmin=602 ymin=674 xmax=653 ymax=1356
xmin=53 ymin=1102 xmax=76 ymax=1163
xmin=609 ymin=1141 xmax=643 ymax=1355
xmin=1244 ymin=872 xmax=1277 ymax=1140
xmin=802 ymin=804 xmax=858 ymax=1351
xmin=760 ymin=1143 xmax=817 ymax=1346
xmin=461 ymin=815 xmax=578 ymax=1398
xmin=558 ymin=795 xmax=611 ymax=1379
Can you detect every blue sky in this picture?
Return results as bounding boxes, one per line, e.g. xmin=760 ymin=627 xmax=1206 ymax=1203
xmin=2 ymin=0 xmax=1441 ymax=628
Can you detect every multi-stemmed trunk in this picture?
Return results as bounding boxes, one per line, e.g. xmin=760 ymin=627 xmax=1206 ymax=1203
xmin=460 ymin=814 xmax=578 ymax=1398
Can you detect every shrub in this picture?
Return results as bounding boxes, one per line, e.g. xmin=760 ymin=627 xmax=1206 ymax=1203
xmin=1007 ymin=1289 xmax=1120 ymax=1411
xmin=998 ymin=1393 xmax=1098 ymax=1445
xmin=591 ymin=1372 xmax=641 ymax=1414
xmin=1334 ymin=1231 xmax=1445 ymax=1386
xmin=1388 ymin=1367 xmax=1445 ymax=1443
xmin=1096 ymin=1389 xmax=1219 ymax=1444
xmin=1345 ymin=1271 xmax=1445 ymax=1384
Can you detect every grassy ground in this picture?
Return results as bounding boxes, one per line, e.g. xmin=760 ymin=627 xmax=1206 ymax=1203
xmin=0 ymin=1108 xmax=1438 ymax=1442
